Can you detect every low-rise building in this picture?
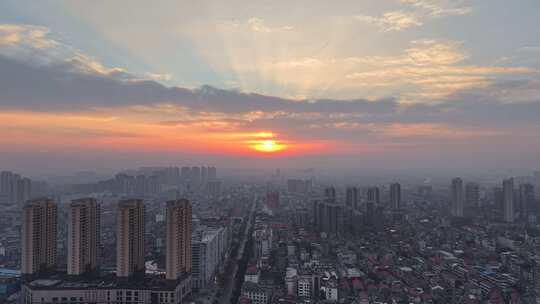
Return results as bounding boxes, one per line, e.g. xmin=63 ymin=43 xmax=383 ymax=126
xmin=21 ymin=273 xmax=191 ymax=304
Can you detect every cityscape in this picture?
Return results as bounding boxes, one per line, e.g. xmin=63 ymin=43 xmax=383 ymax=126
xmin=2 ymin=1 xmax=540 ymax=304
xmin=1 ymin=168 xmax=540 ymax=303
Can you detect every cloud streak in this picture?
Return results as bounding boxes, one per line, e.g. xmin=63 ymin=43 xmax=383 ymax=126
xmin=354 ymin=11 xmax=423 ymax=32
xmin=357 ymin=0 xmax=471 ymax=32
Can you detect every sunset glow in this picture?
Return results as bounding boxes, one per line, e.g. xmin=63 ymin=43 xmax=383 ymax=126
xmin=252 ymin=139 xmax=287 ymax=153
xmin=1 ymin=1 xmax=540 ymax=173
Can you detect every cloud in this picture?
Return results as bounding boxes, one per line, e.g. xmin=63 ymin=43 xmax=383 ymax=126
xmin=0 ymin=24 xmax=57 ymax=49
xmin=355 ymin=11 xmax=423 ymax=32
xmin=261 ymin=40 xmax=533 ymax=100
xmin=0 ymin=25 xmax=536 ymax=124
xmin=357 ymin=0 xmax=471 ymax=32
xmin=0 ymin=52 xmax=399 ymax=114
xmin=145 ymin=72 xmax=173 ymax=82
xmin=246 ymin=17 xmax=294 ymax=33
xmin=1 ymin=22 xmax=540 ymax=156
xmin=399 ymin=0 xmax=472 ymax=18
xmin=224 ymin=18 xmax=294 ymax=34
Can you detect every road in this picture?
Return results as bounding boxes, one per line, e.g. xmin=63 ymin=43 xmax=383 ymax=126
xmin=190 ymin=195 xmax=256 ymax=304
xmin=217 ymin=195 xmax=256 ymax=304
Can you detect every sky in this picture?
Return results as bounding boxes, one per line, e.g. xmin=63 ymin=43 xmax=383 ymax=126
xmin=1 ymin=0 xmax=540 ymax=176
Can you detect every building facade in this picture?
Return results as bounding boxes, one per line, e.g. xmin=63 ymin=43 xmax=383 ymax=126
xmin=68 ymin=198 xmax=100 ymax=276
xmin=503 ymin=178 xmax=515 ymax=223
xmin=390 ymin=183 xmax=401 ymax=210
xmin=451 ymin=178 xmax=464 ymax=217
xmin=346 ymin=187 xmax=359 ymax=210
xmin=21 ymin=198 xmax=57 ymax=276
xmin=166 ymin=200 xmax=192 ymax=281
xmin=116 ymin=199 xmax=145 ymax=278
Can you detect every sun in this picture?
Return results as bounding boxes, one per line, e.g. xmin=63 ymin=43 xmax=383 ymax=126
xmin=253 ymin=139 xmax=286 ymax=153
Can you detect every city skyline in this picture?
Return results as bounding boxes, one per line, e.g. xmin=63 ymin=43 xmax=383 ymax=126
xmin=1 ymin=1 xmax=540 ymax=175
xmin=2 ymin=165 xmax=540 ymax=303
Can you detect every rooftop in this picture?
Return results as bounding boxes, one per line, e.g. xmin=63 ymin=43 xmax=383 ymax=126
xmin=25 ymin=272 xmax=190 ymax=291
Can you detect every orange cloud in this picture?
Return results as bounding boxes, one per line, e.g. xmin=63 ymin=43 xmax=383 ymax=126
xmin=381 ymin=123 xmax=507 ymax=139
xmin=0 ymin=110 xmax=329 ymax=157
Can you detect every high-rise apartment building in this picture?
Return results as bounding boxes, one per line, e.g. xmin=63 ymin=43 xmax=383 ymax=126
xmin=67 ymin=198 xmax=100 ymax=276
xmin=346 ymin=187 xmax=359 ymax=209
xmin=535 ymin=171 xmax=540 ymax=199
xmin=166 ymin=199 xmax=192 ymax=280
xmin=367 ymin=187 xmax=380 ymax=204
xmin=313 ymin=200 xmax=343 ymax=235
xmin=325 ymin=187 xmax=336 ymax=203
xmin=0 ymin=171 xmax=33 ymax=203
xmin=519 ymin=183 xmax=535 ymax=219
xmin=451 ymin=178 xmax=464 ymax=217
xmin=22 ymin=197 xmax=193 ymax=304
xmin=0 ymin=171 xmax=12 ymax=195
xmin=365 ymin=201 xmax=375 ymax=226
xmin=503 ymin=178 xmax=515 ymax=223
xmin=287 ymin=179 xmax=312 ymax=194
xmin=191 ymin=227 xmax=228 ymax=289
xmin=266 ymin=190 xmax=280 ymax=210
xmin=190 ymin=167 xmax=201 ymax=190
xmin=207 ymin=167 xmax=217 ymax=180
xmin=116 ymin=199 xmax=145 ymax=278
xmin=465 ymin=182 xmax=480 ymax=208
xmin=390 ymin=183 xmax=401 ymax=210
xmin=21 ymin=198 xmax=57 ymax=275
xmin=201 ymin=167 xmax=208 ymax=184
xmin=206 ymin=179 xmax=222 ymax=196
xmin=493 ymin=187 xmax=503 ymax=211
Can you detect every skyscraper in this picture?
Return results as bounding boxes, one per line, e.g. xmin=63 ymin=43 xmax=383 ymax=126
xmin=465 ymin=182 xmax=480 ymax=208
xmin=346 ymin=187 xmax=359 ymax=209
xmin=266 ymin=190 xmax=280 ymax=210
xmin=166 ymin=199 xmax=192 ymax=280
xmin=493 ymin=187 xmax=503 ymax=211
xmin=208 ymin=167 xmax=217 ymax=180
xmin=191 ymin=166 xmax=201 ymax=190
xmin=314 ymin=201 xmax=343 ymax=235
xmin=68 ymin=198 xmax=100 ymax=276
xmin=367 ymin=187 xmax=380 ymax=204
xmin=390 ymin=183 xmax=401 ymax=210
xmin=117 ymin=199 xmax=145 ymax=278
xmin=201 ymin=166 xmax=208 ymax=184
xmin=0 ymin=172 xmax=32 ymax=203
xmin=325 ymin=187 xmax=336 ymax=203
xmin=519 ymin=183 xmax=535 ymax=219
xmin=365 ymin=201 xmax=375 ymax=226
xmin=503 ymin=178 xmax=514 ymax=223
xmin=0 ymin=171 xmax=12 ymax=196
xmin=21 ymin=198 xmax=57 ymax=275
xmin=535 ymin=171 xmax=540 ymax=199
xmin=451 ymin=178 xmax=464 ymax=217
